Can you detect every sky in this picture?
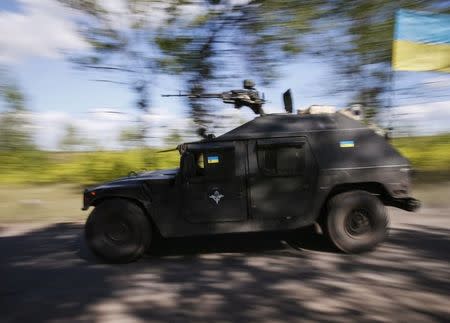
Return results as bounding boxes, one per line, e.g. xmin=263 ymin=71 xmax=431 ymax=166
xmin=0 ymin=0 xmax=449 ymax=150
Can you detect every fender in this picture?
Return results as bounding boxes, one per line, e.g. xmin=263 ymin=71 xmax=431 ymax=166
xmin=83 ymin=179 xmax=151 ymax=213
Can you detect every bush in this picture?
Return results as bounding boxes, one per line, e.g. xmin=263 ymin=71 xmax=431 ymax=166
xmin=0 ymin=149 xmax=180 ymax=185
xmin=0 ymin=134 xmax=448 ymax=185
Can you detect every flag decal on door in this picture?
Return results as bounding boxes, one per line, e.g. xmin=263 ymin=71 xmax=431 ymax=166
xmin=340 ymin=140 xmax=355 ymax=148
xmin=207 ymin=156 xmax=220 ymax=164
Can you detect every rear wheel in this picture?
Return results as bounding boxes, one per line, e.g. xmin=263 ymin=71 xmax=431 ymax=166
xmin=325 ymin=190 xmax=388 ymax=253
xmin=85 ymin=199 xmax=152 ymax=263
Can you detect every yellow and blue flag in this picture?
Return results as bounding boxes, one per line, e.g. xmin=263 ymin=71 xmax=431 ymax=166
xmin=207 ymin=155 xmax=219 ymax=164
xmin=393 ymin=9 xmax=450 ymax=73
xmin=340 ymin=140 xmax=355 ymax=148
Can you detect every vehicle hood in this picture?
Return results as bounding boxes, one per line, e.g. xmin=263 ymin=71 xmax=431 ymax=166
xmin=92 ymin=168 xmax=179 ymax=189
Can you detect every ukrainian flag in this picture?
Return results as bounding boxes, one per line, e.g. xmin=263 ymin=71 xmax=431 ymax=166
xmin=393 ymin=9 xmax=450 ymax=73
xmin=207 ymin=156 xmax=219 ymax=164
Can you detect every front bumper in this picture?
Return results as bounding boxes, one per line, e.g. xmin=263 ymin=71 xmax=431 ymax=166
xmin=82 ymin=188 xmax=96 ymax=210
xmin=389 ymin=197 xmax=421 ymax=212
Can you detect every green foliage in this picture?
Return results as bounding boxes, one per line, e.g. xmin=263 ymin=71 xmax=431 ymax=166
xmin=392 ymin=134 xmax=450 ymax=173
xmin=119 ymin=126 xmax=145 ymax=148
xmin=2 ymin=86 xmax=26 ymax=111
xmin=0 ymin=134 xmax=448 ymax=185
xmin=0 ymin=112 xmax=35 ymax=151
xmin=164 ymin=129 xmax=182 ymax=147
xmin=157 ymin=0 xmax=320 ymax=82
xmin=59 ymin=124 xmax=85 ymax=151
xmin=155 ymin=36 xmax=192 ymax=53
xmin=0 ymin=149 xmax=180 ymax=185
xmin=58 ymin=0 xmax=449 ymax=125
xmin=0 ymin=73 xmax=36 ymax=151
xmin=152 ymin=0 xmax=324 ymax=127
xmin=58 ymin=0 xmax=323 ymax=129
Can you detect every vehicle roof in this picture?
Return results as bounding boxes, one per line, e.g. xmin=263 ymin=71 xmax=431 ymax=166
xmin=214 ymin=112 xmax=365 ymax=141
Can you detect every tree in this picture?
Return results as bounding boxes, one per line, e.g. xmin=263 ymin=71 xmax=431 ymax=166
xmin=58 ymin=0 xmax=166 ymax=112
xmin=164 ymin=129 xmax=182 ymax=147
xmin=119 ymin=126 xmax=145 ymax=149
xmin=59 ymin=123 xmax=85 ymax=151
xmin=313 ymin=0 xmax=448 ymax=121
xmin=59 ymin=0 xmax=448 ymax=129
xmin=58 ymin=0 xmax=322 ymax=131
xmin=0 ymin=72 xmax=35 ymax=151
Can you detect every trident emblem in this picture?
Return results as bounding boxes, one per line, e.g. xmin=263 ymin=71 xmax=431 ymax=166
xmin=209 ymin=190 xmax=224 ymax=205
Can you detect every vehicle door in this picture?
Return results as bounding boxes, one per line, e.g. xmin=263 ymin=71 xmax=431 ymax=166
xmin=247 ymin=137 xmax=314 ymax=220
xmin=182 ymin=141 xmax=248 ymax=223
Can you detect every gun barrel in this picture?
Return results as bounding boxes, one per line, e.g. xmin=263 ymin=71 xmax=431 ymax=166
xmin=162 ymin=93 xmax=224 ymax=99
xmin=161 ymin=93 xmax=190 ymax=97
xmin=189 ymin=93 xmax=223 ymax=99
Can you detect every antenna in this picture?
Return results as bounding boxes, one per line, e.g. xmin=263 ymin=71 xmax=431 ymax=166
xmin=283 ymin=89 xmax=293 ymax=113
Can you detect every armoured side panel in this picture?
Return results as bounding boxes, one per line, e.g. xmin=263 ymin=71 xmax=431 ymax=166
xmin=305 ymin=129 xmax=412 ymax=223
xmin=309 ymin=128 xmax=409 ymax=170
xmin=246 ymin=136 xmax=317 ymax=221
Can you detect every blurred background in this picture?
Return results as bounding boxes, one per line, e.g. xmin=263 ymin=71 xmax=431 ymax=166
xmin=0 ymin=0 xmax=449 ymax=223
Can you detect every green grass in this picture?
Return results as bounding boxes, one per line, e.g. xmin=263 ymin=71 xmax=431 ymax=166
xmin=0 ymin=184 xmax=85 ymax=224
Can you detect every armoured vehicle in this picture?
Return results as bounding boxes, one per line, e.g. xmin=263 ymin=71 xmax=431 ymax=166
xmin=83 ymin=81 xmax=420 ymax=263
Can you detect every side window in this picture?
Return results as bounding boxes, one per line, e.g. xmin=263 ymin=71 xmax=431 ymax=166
xmin=193 ymin=149 xmax=235 ymax=178
xmin=257 ymin=143 xmax=306 ymax=176
xmin=193 ymin=152 xmax=205 ymax=176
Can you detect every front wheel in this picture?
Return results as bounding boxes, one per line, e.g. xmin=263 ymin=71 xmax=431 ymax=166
xmin=85 ymin=199 xmax=152 ymax=263
xmin=325 ymin=190 xmax=388 ymax=253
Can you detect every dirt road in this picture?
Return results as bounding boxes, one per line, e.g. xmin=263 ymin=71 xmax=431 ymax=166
xmin=1 ymin=207 xmax=449 ymax=322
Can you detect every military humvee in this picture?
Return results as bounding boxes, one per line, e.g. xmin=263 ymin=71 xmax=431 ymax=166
xmin=83 ymin=81 xmax=420 ymax=263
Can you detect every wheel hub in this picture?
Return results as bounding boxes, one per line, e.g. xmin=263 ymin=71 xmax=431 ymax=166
xmin=345 ymin=209 xmax=371 ymax=236
xmin=105 ymin=222 xmax=129 ymax=242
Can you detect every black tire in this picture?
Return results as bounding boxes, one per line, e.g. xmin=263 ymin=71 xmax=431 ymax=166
xmin=85 ymin=199 xmax=152 ymax=263
xmin=325 ymin=190 xmax=388 ymax=253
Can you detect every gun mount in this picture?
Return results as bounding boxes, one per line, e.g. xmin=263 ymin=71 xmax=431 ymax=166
xmin=162 ymin=80 xmax=266 ymax=115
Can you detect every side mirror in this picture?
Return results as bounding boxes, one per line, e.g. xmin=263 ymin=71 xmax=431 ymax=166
xmin=180 ymin=152 xmax=196 ymax=178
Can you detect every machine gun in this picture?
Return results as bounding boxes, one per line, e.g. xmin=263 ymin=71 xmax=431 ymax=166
xmin=162 ymin=80 xmax=266 ymax=115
